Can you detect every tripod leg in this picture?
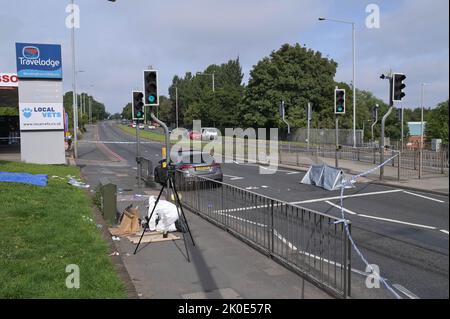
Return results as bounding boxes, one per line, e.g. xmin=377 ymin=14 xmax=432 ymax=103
xmin=171 ymin=176 xmax=196 ymax=247
xmin=169 ymin=177 xmax=191 ymax=262
xmin=133 ymin=183 xmax=165 ymax=254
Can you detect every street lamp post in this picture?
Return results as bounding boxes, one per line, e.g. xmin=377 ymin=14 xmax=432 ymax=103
xmin=319 ymin=17 xmax=357 ymax=147
xmin=70 ymin=1 xmax=116 ymax=158
xmin=71 ymin=0 xmax=78 ymax=158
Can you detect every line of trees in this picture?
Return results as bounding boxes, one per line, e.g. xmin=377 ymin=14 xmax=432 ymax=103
xmin=121 ymin=43 xmax=448 ymax=142
xmin=64 ymin=91 xmax=109 ymax=131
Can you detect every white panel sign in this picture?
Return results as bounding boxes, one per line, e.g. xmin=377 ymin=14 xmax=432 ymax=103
xmin=19 ymin=102 xmax=64 ymax=130
xmin=0 ymin=73 xmax=18 ymax=87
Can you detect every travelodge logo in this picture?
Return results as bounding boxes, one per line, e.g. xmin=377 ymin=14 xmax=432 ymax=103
xmin=22 ymin=46 xmax=40 ymax=59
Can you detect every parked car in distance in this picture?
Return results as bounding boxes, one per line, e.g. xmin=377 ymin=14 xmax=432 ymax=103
xmin=154 ymin=150 xmax=223 ymax=186
xmin=132 ymin=122 xmax=137 ymax=128
xmin=138 ymin=123 xmax=145 ymax=129
xmin=148 ymin=125 xmax=156 ymax=130
xmin=201 ymin=127 xmax=219 ymax=141
xmin=188 ymin=130 xmax=202 ymax=140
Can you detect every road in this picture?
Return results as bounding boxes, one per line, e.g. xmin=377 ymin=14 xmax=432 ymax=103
xmin=82 ymin=121 xmax=449 ymax=299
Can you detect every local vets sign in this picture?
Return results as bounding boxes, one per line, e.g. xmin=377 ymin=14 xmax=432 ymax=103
xmin=19 ymin=103 xmax=64 ymax=131
xmin=15 ymin=43 xmax=62 ymax=80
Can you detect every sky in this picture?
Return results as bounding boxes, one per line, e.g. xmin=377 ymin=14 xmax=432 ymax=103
xmin=0 ymin=0 xmax=448 ymax=114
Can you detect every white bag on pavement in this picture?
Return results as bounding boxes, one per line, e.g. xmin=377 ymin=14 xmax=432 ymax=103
xmin=147 ymin=196 xmax=179 ymax=232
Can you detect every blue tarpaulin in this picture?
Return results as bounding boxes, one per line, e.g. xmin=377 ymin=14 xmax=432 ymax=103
xmin=0 ymin=172 xmax=48 ymax=187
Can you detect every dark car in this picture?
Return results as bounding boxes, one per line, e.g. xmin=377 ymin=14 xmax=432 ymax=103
xmin=154 ymin=150 xmax=223 ymax=187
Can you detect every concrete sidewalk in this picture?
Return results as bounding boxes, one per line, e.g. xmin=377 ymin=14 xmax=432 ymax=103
xmin=115 ymin=189 xmax=332 ymax=299
xmin=109 ymin=189 xmax=332 ymax=300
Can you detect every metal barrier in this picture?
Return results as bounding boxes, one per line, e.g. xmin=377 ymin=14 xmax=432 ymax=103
xmin=279 ymin=143 xmax=449 ymax=180
xmin=175 ymin=171 xmax=352 ymax=298
xmin=139 ymin=157 xmax=154 ymax=185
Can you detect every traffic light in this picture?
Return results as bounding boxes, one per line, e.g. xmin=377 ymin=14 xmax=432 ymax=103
xmin=132 ymin=91 xmax=144 ymax=120
xmin=143 ymin=70 xmax=158 ymax=106
xmin=334 ymin=89 xmax=345 ymax=114
xmin=392 ymin=73 xmax=406 ymax=102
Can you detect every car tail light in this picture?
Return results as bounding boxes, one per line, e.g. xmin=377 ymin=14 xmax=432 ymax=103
xmin=179 ymin=164 xmax=194 ymax=170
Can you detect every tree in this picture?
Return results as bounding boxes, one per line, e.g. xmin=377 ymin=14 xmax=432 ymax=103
xmin=239 ymin=43 xmax=338 ymax=132
xmin=121 ymin=103 xmax=132 ymax=120
xmin=156 ymin=96 xmax=174 ymax=125
xmin=425 ymin=100 xmax=449 ymax=143
xmin=168 ymin=57 xmax=244 ymax=129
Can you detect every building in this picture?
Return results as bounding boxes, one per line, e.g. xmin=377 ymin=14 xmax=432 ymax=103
xmin=0 ymin=73 xmax=20 ymax=148
xmin=407 ymin=121 xmax=426 ymax=150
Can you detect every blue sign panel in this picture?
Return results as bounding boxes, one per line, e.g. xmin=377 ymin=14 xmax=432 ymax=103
xmin=15 ymin=43 xmax=62 ymax=80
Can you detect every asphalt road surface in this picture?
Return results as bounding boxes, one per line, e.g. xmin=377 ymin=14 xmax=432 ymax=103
xmin=84 ymin=121 xmax=449 ymax=299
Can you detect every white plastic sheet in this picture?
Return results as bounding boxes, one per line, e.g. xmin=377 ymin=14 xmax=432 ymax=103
xmin=301 ymin=164 xmax=353 ymax=191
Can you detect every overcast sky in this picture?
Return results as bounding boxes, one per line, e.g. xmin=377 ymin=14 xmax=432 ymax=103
xmin=1 ymin=0 xmax=448 ymax=114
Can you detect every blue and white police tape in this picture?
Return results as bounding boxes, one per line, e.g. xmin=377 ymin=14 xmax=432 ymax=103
xmin=337 ymin=153 xmax=403 ymax=299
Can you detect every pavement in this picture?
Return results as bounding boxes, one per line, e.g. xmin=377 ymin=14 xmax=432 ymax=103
xmin=74 ymin=124 xmax=332 ymax=299
xmin=65 ymin=121 xmax=450 ymax=299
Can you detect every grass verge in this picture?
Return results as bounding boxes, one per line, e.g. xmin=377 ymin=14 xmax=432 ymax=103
xmin=116 ymin=124 xmax=166 ymax=143
xmin=0 ymin=161 xmax=126 ymax=298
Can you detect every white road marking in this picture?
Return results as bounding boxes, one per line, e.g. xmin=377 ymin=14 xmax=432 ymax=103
xmin=216 ymin=212 xmax=267 ymax=227
xmin=206 ymin=209 xmax=418 ymax=297
xmin=261 ymin=185 xmax=269 ymax=188
xmin=223 ymin=174 xmax=244 ymax=181
xmin=393 ymin=284 xmax=420 ymax=299
xmin=245 ymin=186 xmax=260 ymax=190
xmin=440 ymin=230 xmax=449 ymax=235
xmin=290 ymin=189 xmax=403 ymax=204
xmin=403 ymin=191 xmax=446 ymax=203
xmin=326 ymin=200 xmax=440 ymax=231
xmin=259 ymin=166 xmax=297 ymax=174
xmin=357 ymin=214 xmax=437 ymax=230
xmin=326 ymin=201 xmax=358 ymax=215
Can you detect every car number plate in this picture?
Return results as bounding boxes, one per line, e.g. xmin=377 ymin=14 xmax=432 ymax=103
xmin=195 ymin=166 xmax=210 ymax=171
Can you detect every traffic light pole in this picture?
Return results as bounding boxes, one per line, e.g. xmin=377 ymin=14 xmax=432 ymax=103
xmin=136 ymin=122 xmax=141 ymax=189
xmin=380 ymin=77 xmax=394 ymax=181
xmin=335 ymin=115 xmax=339 ymax=168
xmin=150 ymin=109 xmax=170 ymax=165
